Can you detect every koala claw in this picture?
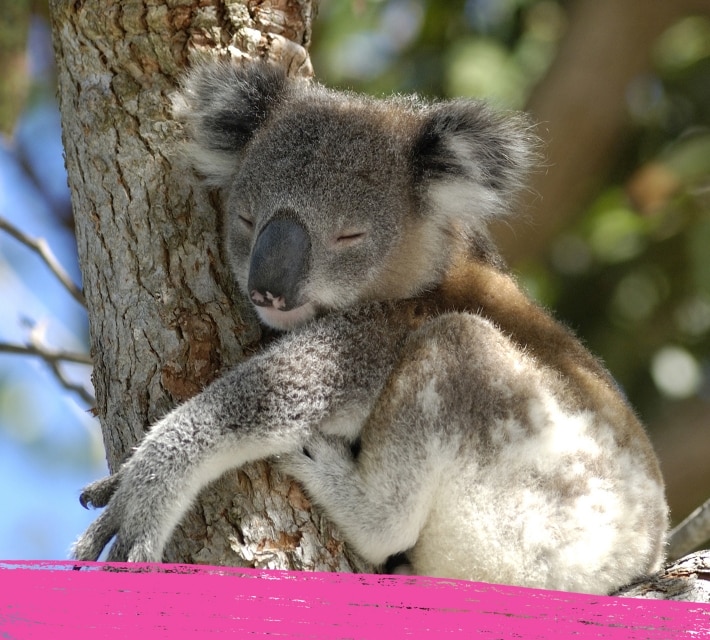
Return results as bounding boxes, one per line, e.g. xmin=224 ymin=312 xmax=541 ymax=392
xmin=79 ymin=472 xmax=122 ymax=509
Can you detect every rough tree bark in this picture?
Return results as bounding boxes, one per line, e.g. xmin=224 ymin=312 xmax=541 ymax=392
xmin=48 ymin=0 xmax=370 ymax=572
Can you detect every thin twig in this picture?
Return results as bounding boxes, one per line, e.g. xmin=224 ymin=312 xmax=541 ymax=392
xmin=42 ymin=356 xmax=96 ymax=406
xmin=0 ymin=341 xmax=92 ymax=365
xmin=0 ymin=340 xmax=95 ymax=405
xmin=0 ymin=216 xmax=86 ymax=307
xmin=668 ymin=496 xmax=710 ymax=561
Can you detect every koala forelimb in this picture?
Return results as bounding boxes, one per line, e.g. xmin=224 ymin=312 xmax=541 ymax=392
xmin=74 ymin=303 xmax=414 ymax=561
xmin=73 ymin=60 xmax=668 ymax=594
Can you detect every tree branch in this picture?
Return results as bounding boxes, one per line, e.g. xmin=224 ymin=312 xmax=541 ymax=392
xmin=615 ymin=549 xmax=710 ymax=601
xmin=0 ymin=341 xmax=92 ymax=365
xmin=668 ymin=497 xmax=710 ymax=561
xmin=0 ymin=339 xmax=94 ymax=406
xmin=0 ymin=216 xmax=86 ymax=307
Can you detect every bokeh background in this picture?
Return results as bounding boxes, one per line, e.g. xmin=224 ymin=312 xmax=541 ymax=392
xmin=1 ymin=0 xmax=709 ymax=559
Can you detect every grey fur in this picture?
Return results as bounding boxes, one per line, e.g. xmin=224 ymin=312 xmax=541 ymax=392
xmin=74 ymin=61 xmax=668 ymax=594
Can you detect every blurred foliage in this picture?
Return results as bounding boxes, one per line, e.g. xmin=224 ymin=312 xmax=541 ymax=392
xmin=312 ymin=1 xmax=710 ymax=429
xmin=313 ymin=0 xmax=565 ymax=105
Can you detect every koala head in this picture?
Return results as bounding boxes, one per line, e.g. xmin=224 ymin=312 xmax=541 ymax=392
xmin=174 ymin=61 xmax=535 ymax=330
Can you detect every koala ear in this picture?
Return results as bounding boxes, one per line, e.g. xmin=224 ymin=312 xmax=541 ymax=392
xmin=172 ymin=60 xmax=290 ymax=187
xmin=414 ymin=100 xmax=537 ymax=225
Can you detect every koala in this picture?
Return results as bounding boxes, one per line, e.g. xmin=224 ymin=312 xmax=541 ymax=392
xmin=72 ymin=60 xmax=668 ymax=595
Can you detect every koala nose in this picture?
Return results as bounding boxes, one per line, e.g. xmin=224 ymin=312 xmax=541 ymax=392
xmin=248 ymin=217 xmax=311 ymax=311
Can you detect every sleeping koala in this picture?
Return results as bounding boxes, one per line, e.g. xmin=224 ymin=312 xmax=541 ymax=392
xmin=73 ymin=60 xmax=668 ymax=594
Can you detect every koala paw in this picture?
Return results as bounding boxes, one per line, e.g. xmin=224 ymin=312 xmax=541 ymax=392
xmin=72 ymin=497 xmax=163 ymax=563
xmin=72 ymin=465 xmax=166 ymax=563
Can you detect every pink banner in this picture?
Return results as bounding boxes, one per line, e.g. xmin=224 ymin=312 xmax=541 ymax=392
xmin=1 ymin=561 xmax=708 ymax=638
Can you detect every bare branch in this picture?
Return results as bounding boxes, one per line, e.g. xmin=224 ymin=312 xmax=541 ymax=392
xmin=0 ymin=216 xmax=86 ymax=307
xmin=668 ymin=497 xmax=710 ymax=561
xmin=615 ymin=549 xmax=710 ymax=602
xmin=0 ymin=341 xmax=91 ymax=365
xmin=0 ymin=339 xmax=95 ymax=406
xmin=41 ymin=356 xmax=96 ymax=407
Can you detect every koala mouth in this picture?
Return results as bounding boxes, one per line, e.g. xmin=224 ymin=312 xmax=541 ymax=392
xmin=254 ymin=301 xmax=317 ymax=331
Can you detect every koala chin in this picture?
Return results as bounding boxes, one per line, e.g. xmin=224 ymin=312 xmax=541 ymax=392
xmin=73 ymin=60 xmax=668 ymax=595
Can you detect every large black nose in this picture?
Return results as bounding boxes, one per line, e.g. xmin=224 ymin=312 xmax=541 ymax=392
xmin=247 ymin=217 xmax=311 ymax=311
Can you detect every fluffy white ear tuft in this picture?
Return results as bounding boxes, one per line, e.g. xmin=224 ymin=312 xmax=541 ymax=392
xmin=172 ymin=59 xmax=291 ymax=188
xmin=415 ymin=100 xmax=538 ymax=226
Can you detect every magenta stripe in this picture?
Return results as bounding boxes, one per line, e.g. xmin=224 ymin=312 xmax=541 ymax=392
xmin=1 ymin=561 xmax=708 ymax=638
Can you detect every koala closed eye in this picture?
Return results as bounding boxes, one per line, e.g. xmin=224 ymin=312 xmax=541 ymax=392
xmin=74 ymin=60 xmax=668 ymax=595
xmin=333 ymin=230 xmax=368 ymax=247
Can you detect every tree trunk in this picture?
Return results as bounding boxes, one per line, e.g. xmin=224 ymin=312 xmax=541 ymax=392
xmin=48 ymin=0 xmax=370 ymax=572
